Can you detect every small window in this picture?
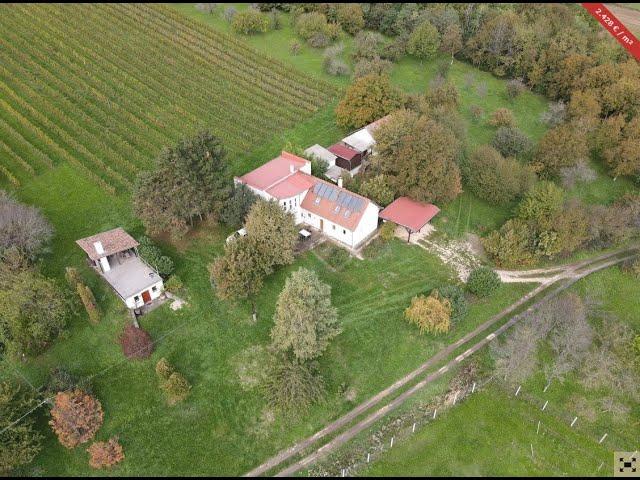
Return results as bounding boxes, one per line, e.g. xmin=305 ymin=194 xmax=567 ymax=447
xmin=343 ymin=229 xmax=346 ymax=234
xmin=314 ymin=196 xmax=321 ymax=205
xmin=152 ymin=286 xmax=157 ymax=292
xmin=134 ymin=295 xmax=140 ymax=302
xmin=332 ymin=225 xmax=336 ymax=230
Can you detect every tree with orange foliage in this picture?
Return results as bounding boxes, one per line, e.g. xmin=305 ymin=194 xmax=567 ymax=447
xmin=87 ymin=437 xmax=124 ymax=469
xmin=49 ymin=389 xmax=103 ymax=448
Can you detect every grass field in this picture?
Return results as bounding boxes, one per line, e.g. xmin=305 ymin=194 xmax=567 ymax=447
xmin=1 ymin=4 xmax=636 ymax=476
xmin=356 ymin=266 xmax=640 ymax=477
xmin=0 ymin=3 xmax=338 ymax=192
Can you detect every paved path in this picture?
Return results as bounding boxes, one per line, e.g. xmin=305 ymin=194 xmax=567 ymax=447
xmin=245 ymin=247 xmax=638 ymax=477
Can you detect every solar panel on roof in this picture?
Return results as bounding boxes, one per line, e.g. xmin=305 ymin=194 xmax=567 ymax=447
xmin=313 ymin=183 xmax=322 ymax=194
xmin=329 ymin=188 xmax=339 ymax=202
xmin=352 ymin=198 xmax=363 ymax=211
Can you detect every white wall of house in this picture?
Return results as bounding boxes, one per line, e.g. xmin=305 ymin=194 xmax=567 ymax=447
xmin=279 ymin=193 xmax=306 ymax=224
xmin=124 ymin=279 xmax=165 ymax=309
xmin=352 ymin=202 xmax=380 ymax=247
xmin=99 ymin=256 xmax=111 ymax=272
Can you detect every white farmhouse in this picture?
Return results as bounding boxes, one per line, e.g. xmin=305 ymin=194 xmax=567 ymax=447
xmin=76 ymin=228 xmax=164 ymax=309
xmin=235 ymin=151 xmax=379 ymax=249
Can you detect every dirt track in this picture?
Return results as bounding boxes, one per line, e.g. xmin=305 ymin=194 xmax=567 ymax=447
xmin=245 ymin=247 xmax=638 ymax=477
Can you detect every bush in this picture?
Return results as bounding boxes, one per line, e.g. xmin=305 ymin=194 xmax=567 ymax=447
xmin=488 ymin=108 xmax=515 ymax=127
xmin=353 ymin=31 xmax=385 ymax=61
xmin=506 ymin=79 xmax=526 ymax=98
xmin=435 ymin=285 xmax=468 ymax=322
xmin=491 ymin=126 xmax=532 ymax=158
xmin=87 ymin=437 xmax=124 ymax=469
xmin=289 ymin=41 xmax=301 ymax=55
xmin=470 ymin=104 xmax=484 ymax=121
xmin=482 ymin=219 xmax=535 ymax=268
xmin=77 ymin=282 xmax=100 ymax=324
xmin=308 ymin=33 xmax=330 ymax=48
xmin=466 ymin=267 xmax=501 ymax=297
xmin=49 ymin=389 xmax=103 ymax=449
xmin=155 ymin=358 xmax=191 ymax=405
xmin=467 ymin=145 xmax=535 ymax=205
xmin=354 ymin=56 xmax=392 ymax=78
xmin=64 ymin=266 xmax=82 ymax=289
xmin=404 ymin=293 xmax=451 ymax=335
xmin=540 ymin=101 xmax=566 ymax=127
xmin=138 ymin=236 xmax=174 ymax=278
xmin=323 ymin=43 xmax=350 ymax=76
xmin=118 ymin=325 xmax=154 ymax=360
xmin=43 ymin=367 xmax=89 ymax=397
xmin=222 ymin=6 xmax=237 ymax=22
xmin=379 ymin=221 xmax=396 ymax=242
xmin=335 ymin=3 xmax=364 ymax=35
xmin=231 ymin=8 xmax=270 ymax=35
xmin=164 ymin=275 xmax=184 ymax=294
xmin=323 ymin=244 xmax=350 ymax=270
xmin=294 ymin=12 xmax=339 ymax=44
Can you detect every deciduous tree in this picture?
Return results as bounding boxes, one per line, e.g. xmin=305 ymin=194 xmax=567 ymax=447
xmin=407 ymin=21 xmax=441 ymax=60
xmin=0 ymin=382 xmax=42 ymax=474
xmin=49 ymin=389 xmax=103 ymax=449
xmin=335 ymin=74 xmax=404 ymax=129
xmin=0 ymin=264 xmax=71 ymax=357
xmin=373 ymin=110 xmax=462 ymax=204
xmin=133 ymin=131 xmax=230 ymax=238
xmin=0 ymin=191 xmax=53 ymax=260
xmin=244 ymin=200 xmax=298 ymax=270
xmin=271 ymin=268 xmax=340 ymax=362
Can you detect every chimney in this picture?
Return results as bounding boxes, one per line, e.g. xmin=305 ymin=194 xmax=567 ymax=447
xmin=289 ymin=164 xmax=295 ymax=174
xmin=338 ymin=177 xmax=343 ymax=188
xmin=94 ymin=241 xmax=104 ymax=255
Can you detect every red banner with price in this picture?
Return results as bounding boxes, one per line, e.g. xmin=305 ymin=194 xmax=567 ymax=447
xmin=581 ymin=3 xmax=640 ymax=61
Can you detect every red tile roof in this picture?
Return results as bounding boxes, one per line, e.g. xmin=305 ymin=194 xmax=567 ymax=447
xmin=300 ymin=176 xmax=371 ymax=231
xmin=237 ymin=151 xmax=309 ymax=192
xmin=328 ymin=143 xmax=360 ymax=161
xmin=379 ymin=197 xmax=440 ymax=232
xmin=76 ymin=227 xmax=139 ymax=260
xmin=266 ymin=171 xmax=315 ymax=199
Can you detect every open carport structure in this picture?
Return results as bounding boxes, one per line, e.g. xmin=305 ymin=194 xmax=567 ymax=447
xmin=379 ymin=196 xmax=440 ymax=243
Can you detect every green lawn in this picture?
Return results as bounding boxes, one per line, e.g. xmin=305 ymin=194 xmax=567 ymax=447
xmin=361 ymin=385 xmax=613 ymax=477
xmin=2 ymin=156 xmax=534 ymax=475
xmin=356 ymin=266 xmax=640 ymax=477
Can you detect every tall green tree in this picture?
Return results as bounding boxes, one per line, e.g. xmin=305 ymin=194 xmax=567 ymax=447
xmin=133 ymin=131 xmax=230 ymax=238
xmin=271 ymin=268 xmax=340 ymax=362
xmin=0 ymin=382 xmax=42 ymax=475
xmin=532 ymin=123 xmax=588 ymax=177
xmin=0 ymin=262 xmax=71 ymax=357
xmin=373 ymin=109 xmax=462 ymax=203
xmin=244 ymin=200 xmax=298 ymax=271
xmin=335 ymin=74 xmax=404 ymax=129
xmin=221 ymin=184 xmax=258 ymax=229
xmin=210 ymin=236 xmax=265 ymax=321
xmin=407 ymin=21 xmax=441 ymax=60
